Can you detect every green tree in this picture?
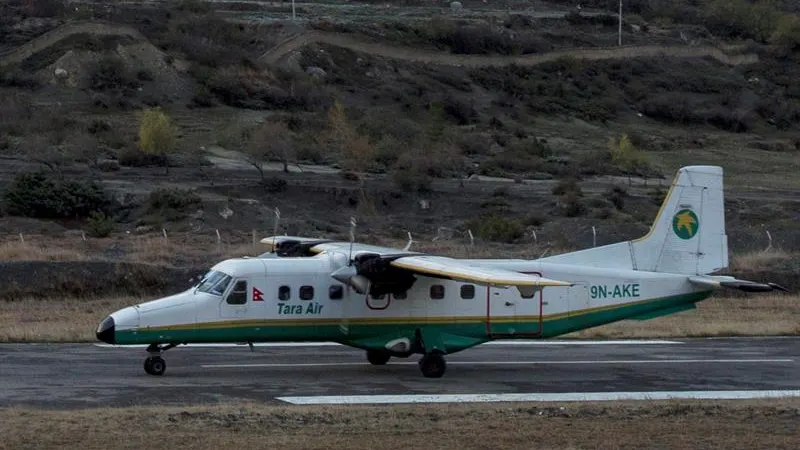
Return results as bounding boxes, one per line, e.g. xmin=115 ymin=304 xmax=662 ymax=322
xmin=138 ymin=107 xmax=177 ymax=175
xmin=771 ymin=14 xmax=800 ymax=51
xmin=608 ymin=133 xmax=649 ymax=185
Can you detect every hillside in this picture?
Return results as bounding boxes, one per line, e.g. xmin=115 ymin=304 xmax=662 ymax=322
xmin=0 ymin=0 xmax=798 ymax=284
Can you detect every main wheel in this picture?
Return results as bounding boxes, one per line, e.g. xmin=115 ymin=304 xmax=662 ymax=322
xmin=419 ymin=353 xmax=446 ymax=378
xmin=366 ymin=350 xmax=391 ymax=365
xmin=144 ymin=356 xmax=166 ymax=376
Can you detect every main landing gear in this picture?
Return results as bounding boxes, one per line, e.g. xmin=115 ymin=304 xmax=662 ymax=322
xmin=144 ymin=343 xmax=177 ymax=376
xmin=366 ymin=349 xmax=447 ymax=378
xmin=419 ymin=352 xmax=446 ymax=378
xmin=366 ymin=350 xmax=391 ymax=365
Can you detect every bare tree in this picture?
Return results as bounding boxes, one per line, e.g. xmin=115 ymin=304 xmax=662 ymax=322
xmin=244 ymin=120 xmax=294 ymax=180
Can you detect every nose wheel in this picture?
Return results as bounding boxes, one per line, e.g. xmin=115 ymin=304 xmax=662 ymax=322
xmin=144 ymin=356 xmax=166 ymax=376
xmin=143 ymin=343 xmax=177 ymax=376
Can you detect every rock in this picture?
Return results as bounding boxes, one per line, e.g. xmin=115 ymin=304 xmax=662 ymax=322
xmin=305 ymin=66 xmax=327 ymax=78
xmin=135 ymin=225 xmax=154 ymax=234
xmin=219 ymin=206 xmax=234 ymax=219
xmin=54 ymin=67 xmax=68 ymax=79
xmin=97 ymin=159 xmax=120 ymax=172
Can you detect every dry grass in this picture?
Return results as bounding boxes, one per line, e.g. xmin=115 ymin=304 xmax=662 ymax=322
xmin=0 ymin=400 xmax=798 ymax=450
xmin=571 ymin=294 xmax=800 ymax=338
xmin=0 ymin=296 xmax=138 ymax=342
xmin=1 ymin=294 xmax=797 ymax=343
xmin=0 ymin=240 xmax=89 ymax=261
xmin=730 ymin=248 xmax=795 ymax=272
xmin=0 ymin=233 xmax=264 ymax=265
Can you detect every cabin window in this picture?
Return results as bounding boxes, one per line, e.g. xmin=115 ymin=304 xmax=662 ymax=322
xmin=430 ymin=285 xmax=445 ymax=300
xmin=300 ymin=285 xmax=314 ymax=300
xmin=278 ymin=285 xmax=291 ymax=301
xmin=329 ymin=285 xmax=343 ymax=300
xmin=226 ymin=280 xmax=248 ymax=305
xmin=393 ymin=291 xmax=407 ymax=300
xmin=460 ymin=284 xmax=475 ymax=299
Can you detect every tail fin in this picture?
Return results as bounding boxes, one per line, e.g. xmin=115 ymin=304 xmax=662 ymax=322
xmin=540 ymin=165 xmax=728 ymax=275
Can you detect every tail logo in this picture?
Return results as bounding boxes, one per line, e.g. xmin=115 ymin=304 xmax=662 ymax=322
xmin=672 ymin=209 xmax=699 ymax=240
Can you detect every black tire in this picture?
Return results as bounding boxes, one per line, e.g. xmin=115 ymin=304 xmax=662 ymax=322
xmin=144 ymin=356 xmax=166 ymax=376
xmin=419 ymin=353 xmax=446 ymax=378
xmin=366 ymin=350 xmax=391 ymax=365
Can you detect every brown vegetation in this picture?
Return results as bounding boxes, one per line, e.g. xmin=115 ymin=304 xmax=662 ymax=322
xmin=1 ymin=400 xmax=798 ymax=450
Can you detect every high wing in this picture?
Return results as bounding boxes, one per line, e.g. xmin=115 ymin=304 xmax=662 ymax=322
xmin=260 ymin=236 xmax=571 ymax=296
xmin=310 ymin=242 xmax=419 ymax=257
xmin=259 ymin=236 xmax=334 ymax=257
xmin=390 ymin=255 xmax=571 ymax=288
xmin=688 ymin=275 xmax=789 ymax=293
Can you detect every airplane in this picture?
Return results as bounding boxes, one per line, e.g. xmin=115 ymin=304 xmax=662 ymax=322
xmin=96 ymin=165 xmax=788 ymax=378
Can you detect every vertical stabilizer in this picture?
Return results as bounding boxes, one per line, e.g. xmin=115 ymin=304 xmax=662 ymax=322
xmin=539 ymin=165 xmax=728 ymax=275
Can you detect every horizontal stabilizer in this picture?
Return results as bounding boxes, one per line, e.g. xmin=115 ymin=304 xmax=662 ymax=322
xmin=391 ymin=255 xmax=572 ymax=288
xmin=689 ymin=276 xmax=790 ymax=293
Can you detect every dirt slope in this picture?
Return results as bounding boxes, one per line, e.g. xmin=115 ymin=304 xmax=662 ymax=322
xmin=259 ymin=30 xmax=760 ymax=67
xmin=0 ymin=20 xmax=144 ymax=68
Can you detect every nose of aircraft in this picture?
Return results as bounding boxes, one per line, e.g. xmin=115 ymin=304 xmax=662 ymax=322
xmin=96 ymin=316 xmax=115 ymax=344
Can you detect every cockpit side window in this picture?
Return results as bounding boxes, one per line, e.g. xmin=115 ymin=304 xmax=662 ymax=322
xmin=226 ymin=280 xmax=248 ymax=305
xmin=196 ymin=271 xmax=233 ymax=296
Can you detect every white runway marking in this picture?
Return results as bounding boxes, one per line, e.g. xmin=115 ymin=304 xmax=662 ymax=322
xmin=93 ymin=339 xmax=682 ymax=349
xmin=276 ymin=390 xmax=800 ymax=405
xmin=201 ymin=358 xmax=792 ymax=369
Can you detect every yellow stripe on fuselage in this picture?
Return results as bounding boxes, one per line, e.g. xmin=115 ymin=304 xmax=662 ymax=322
xmin=134 ymin=295 xmax=689 ymax=333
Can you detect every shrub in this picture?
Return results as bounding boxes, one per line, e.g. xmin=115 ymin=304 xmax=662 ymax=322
xmin=562 ymin=192 xmax=587 ymax=217
xmin=3 ymin=171 xmax=110 ymax=219
xmin=523 ymin=214 xmax=545 ymax=227
xmin=606 ymin=185 xmax=627 ymax=210
xmin=703 ymin=0 xmax=782 ymax=42
xmin=88 ymin=55 xmax=139 ymax=91
xmin=138 ymin=107 xmax=177 ymax=174
xmin=771 ymin=14 xmax=800 ymax=51
xmin=22 ymin=0 xmax=66 ymax=17
xmin=466 ymin=213 xmax=525 ymax=243
xmin=118 ymin=147 xmax=168 ymax=167
xmin=144 ymin=188 xmax=201 ymax=222
xmin=551 ymin=178 xmax=582 ymax=197
xmin=86 ymin=211 xmax=115 ymax=237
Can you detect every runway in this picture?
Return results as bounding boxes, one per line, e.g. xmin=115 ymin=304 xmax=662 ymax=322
xmin=1 ymin=337 xmax=798 ymax=409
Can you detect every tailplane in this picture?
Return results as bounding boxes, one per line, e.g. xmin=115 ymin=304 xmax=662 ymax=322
xmin=540 ymin=165 xmax=727 ymax=275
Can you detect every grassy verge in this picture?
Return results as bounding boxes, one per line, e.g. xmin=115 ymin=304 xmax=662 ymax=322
xmin=1 ymin=400 xmax=798 ymax=450
xmin=1 ymin=294 xmax=797 ymax=343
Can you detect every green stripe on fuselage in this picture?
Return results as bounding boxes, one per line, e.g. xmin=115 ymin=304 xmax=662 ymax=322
xmin=114 ymin=291 xmax=711 ymax=353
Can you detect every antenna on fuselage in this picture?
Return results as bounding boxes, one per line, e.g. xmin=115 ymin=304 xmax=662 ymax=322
xmin=272 ymin=207 xmax=281 ymax=237
xmin=403 ymin=231 xmax=413 ymax=251
xmin=348 ymin=216 xmax=357 ymax=264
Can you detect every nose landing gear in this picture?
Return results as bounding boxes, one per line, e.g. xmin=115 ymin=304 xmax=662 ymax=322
xmin=144 ymin=343 xmax=177 ymax=376
xmin=144 ymin=356 xmax=166 ymax=376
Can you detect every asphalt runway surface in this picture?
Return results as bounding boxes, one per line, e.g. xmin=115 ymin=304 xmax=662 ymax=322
xmin=1 ymin=337 xmax=798 ymax=408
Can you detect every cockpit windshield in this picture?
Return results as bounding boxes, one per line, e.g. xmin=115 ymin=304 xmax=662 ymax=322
xmin=195 ymin=270 xmax=233 ymax=296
